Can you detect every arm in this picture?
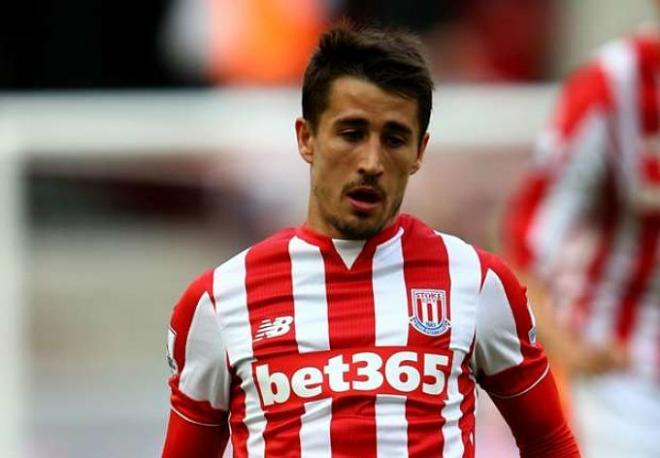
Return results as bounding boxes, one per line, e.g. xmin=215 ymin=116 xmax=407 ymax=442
xmin=521 ymin=275 xmax=627 ymax=377
xmin=491 ymin=371 xmax=579 ymax=457
xmin=162 ymin=271 xmax=231 ymax=458
xmin=163 ymin=411 xmax=228 ymax=458
xmin=503 ymin=62 xmax=627 ymax=376
xmin=474 ymin=251 xmax=580 ymax=456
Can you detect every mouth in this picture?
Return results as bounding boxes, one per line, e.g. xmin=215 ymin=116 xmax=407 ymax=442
xmin=346 ymin=186 xmax=384 ymax=213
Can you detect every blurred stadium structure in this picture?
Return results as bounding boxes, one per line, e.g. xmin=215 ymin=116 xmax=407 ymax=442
xmin=0 ymin=0 xmax=657 ymax=456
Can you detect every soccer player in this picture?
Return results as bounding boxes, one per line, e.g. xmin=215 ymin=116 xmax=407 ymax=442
xmin=162 ymin=24 xmax=580 ymax=457
xmin=503 ymin=21 xmax=660 ymax=458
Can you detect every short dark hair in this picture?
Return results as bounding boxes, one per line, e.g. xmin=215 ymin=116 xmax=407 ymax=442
xmin=302 ymin=22 xmax=434 ymax=143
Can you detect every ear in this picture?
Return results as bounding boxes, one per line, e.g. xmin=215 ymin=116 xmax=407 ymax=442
xmin=410 ymin=132 xmax=430 ymax=175
xmin=295 ymin=117 xmax=315 ymax=164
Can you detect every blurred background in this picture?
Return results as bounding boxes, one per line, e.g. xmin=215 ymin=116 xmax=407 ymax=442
xmin=0 ymin=0 xmax=656 ymax=456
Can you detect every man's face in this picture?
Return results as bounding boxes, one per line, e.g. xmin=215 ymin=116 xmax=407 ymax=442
xmin=296 ymin=76 xmax=429 ymax=239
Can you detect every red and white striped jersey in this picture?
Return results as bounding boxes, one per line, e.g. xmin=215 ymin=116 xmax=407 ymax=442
xmin=504 ymin=32 xmax=660 ymax=382
xmin=167 ymin=214 xmax=547 ymax=457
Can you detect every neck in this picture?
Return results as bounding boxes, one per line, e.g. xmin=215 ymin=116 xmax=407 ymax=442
xmin=306 ymin=199 xmax=400 ymax=241
xmin=306 ymin=199 xmax=343 ymax=239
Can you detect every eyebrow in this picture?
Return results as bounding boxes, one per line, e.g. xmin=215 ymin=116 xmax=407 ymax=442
xmin=334 ymin=117 xmax=369 ymax=129
xmin=334 ymin=117 xmax=414 ymax=137
xmin=383 ymin=121 xmax=413 ymax=138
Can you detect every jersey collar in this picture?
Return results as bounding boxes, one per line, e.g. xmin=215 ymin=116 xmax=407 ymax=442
xmin=295 ymin=215 xmax=403 ymax=248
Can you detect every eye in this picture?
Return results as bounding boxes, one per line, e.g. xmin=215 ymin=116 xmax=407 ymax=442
xmin=340 ymin=130 xmax=365 ymax=142
xmin=384 ymin=135 xmax=407 ymax=148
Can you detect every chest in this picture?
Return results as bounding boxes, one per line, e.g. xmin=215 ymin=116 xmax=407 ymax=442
xmin=221 ymin=250 xmax=479 ymax=411
xmin=241 ymin=255 xmax=466 ymax=358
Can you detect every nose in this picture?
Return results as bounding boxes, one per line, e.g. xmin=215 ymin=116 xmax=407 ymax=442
xmin=357 ymin=137 xmax=384 ymax=177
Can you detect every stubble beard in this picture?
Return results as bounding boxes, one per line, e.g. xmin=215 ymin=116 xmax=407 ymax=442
xmin=315 ymin=184 xmax=404 ymax=240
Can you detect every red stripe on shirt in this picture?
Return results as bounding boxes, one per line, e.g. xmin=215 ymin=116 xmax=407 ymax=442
xmin=615 ymin=218 xmax=660 ymax=342
xmin=244 ymin=230 xmax=303 ymax=457
xmin=402 ymin=221 xmax=452 ymax=455
xmin=554 ymin=63 xmax=613 ymax=143
xmin=458 ymin=343 xmax=477 ymax=457
xmin=573 ymin=165 xmax=620 ymax=333
xmin=168 ymin=270 xmax=226 ymax=425
xmin=636 ymin=36 xmax=660 ymax=135
xmin=170 ymin=270 xmax=214 ymax=377
xmin=212 ymin=267 xmax=250 ymax=457
xmin=227 ymin=366 xmax=250 ymax=458
xmin=323 ymin=238 xmax=378 ymax=458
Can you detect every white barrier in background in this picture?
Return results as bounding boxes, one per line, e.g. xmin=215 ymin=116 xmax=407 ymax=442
xmin=0 ymin=85 xmax=555 ymax=157
xmin=0 ymin=85 xmax=556 ymax=457
xmin=0 ymin=130 xmax=22 ymax=458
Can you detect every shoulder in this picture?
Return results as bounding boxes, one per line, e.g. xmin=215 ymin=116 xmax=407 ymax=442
xmin=215 ymin=226 xmax=297 ymax=275
xmin=602 ymin=30 xmax=660 ymax=63
xmin=403 ymin=214 xmax=484 ymax=259
xmin=242 ymin=227 xmax=297 ymax=264
xmin=173 ymin=227 xmax=296 ymax=316
xmin=586 ymin=33 xmax=650 ymax=93
xmin=402 ymin=214 xmax=477 ymax=253
xmin=561 ymin=61 xmax=610 ymax=103
xmin=445 ymin=242 xmax=526 ymax=300
xmin=168 ymin=269 xmax=218 ymax=373
xmin=170 ymin=270 xmax=215 ymax=330
xmin=474 ymin=249 xmax=527 ymax=311
xmin=558 ymin=33 xmax=649 ymax=115
xmin=475 ymin=248 xmax=522 ymax=291
xmin=473 ymin=250 xmax=530 ymax=337
xmin=405 ymin=217 xmax=523 ymax=295
xmin=404 ymin=215 xmax=490 ymax=280
xmin=551 ymin=55 xmax=614 ymax=137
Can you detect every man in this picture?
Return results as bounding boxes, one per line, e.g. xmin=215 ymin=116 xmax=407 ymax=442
xmin=162 ymin=24 xmax=580 ymax=457
xmin=504 ymin=23 xmax=660 ymax=458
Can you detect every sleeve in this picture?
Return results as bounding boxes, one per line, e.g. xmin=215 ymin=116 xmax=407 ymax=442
xmin=473 ymin=251 xmax=548 ymax=397
xmin=503 ymin=61 xmax=613 ymax=279
xmin=491 ymin=371 xmax=581 ymax=457
xmin=163 ymin=410 xmax=229 ymax=458
xmin=165 ymin=270 xmax=231 ymax=426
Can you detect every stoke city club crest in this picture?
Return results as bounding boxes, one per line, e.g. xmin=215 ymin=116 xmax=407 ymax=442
xmin=409 ymin=289 xmax=451 ymax=336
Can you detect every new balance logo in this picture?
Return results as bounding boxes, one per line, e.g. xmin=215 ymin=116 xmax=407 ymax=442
xmin=254 ymin=316 xmax=294 ymax=341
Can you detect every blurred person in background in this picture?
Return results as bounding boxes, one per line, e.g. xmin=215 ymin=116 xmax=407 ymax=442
xmin=162 ymin=0 xmax=331 ymax=85
xmin=0 ymin=0 xmax=558 ymax=89
xmin=342 ymin=0 xmax=557 ymax=82
xmin=161 ymin=0 xmax=558 ymax=86
xmin=162 ymin=22 xmax=580 ymax=458
xmin=504 ymin=7 xmax=660 ymax=458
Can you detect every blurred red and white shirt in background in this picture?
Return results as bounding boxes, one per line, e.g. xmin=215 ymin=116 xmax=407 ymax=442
xmin=504 ymin=29 xmax=660 ymax=458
